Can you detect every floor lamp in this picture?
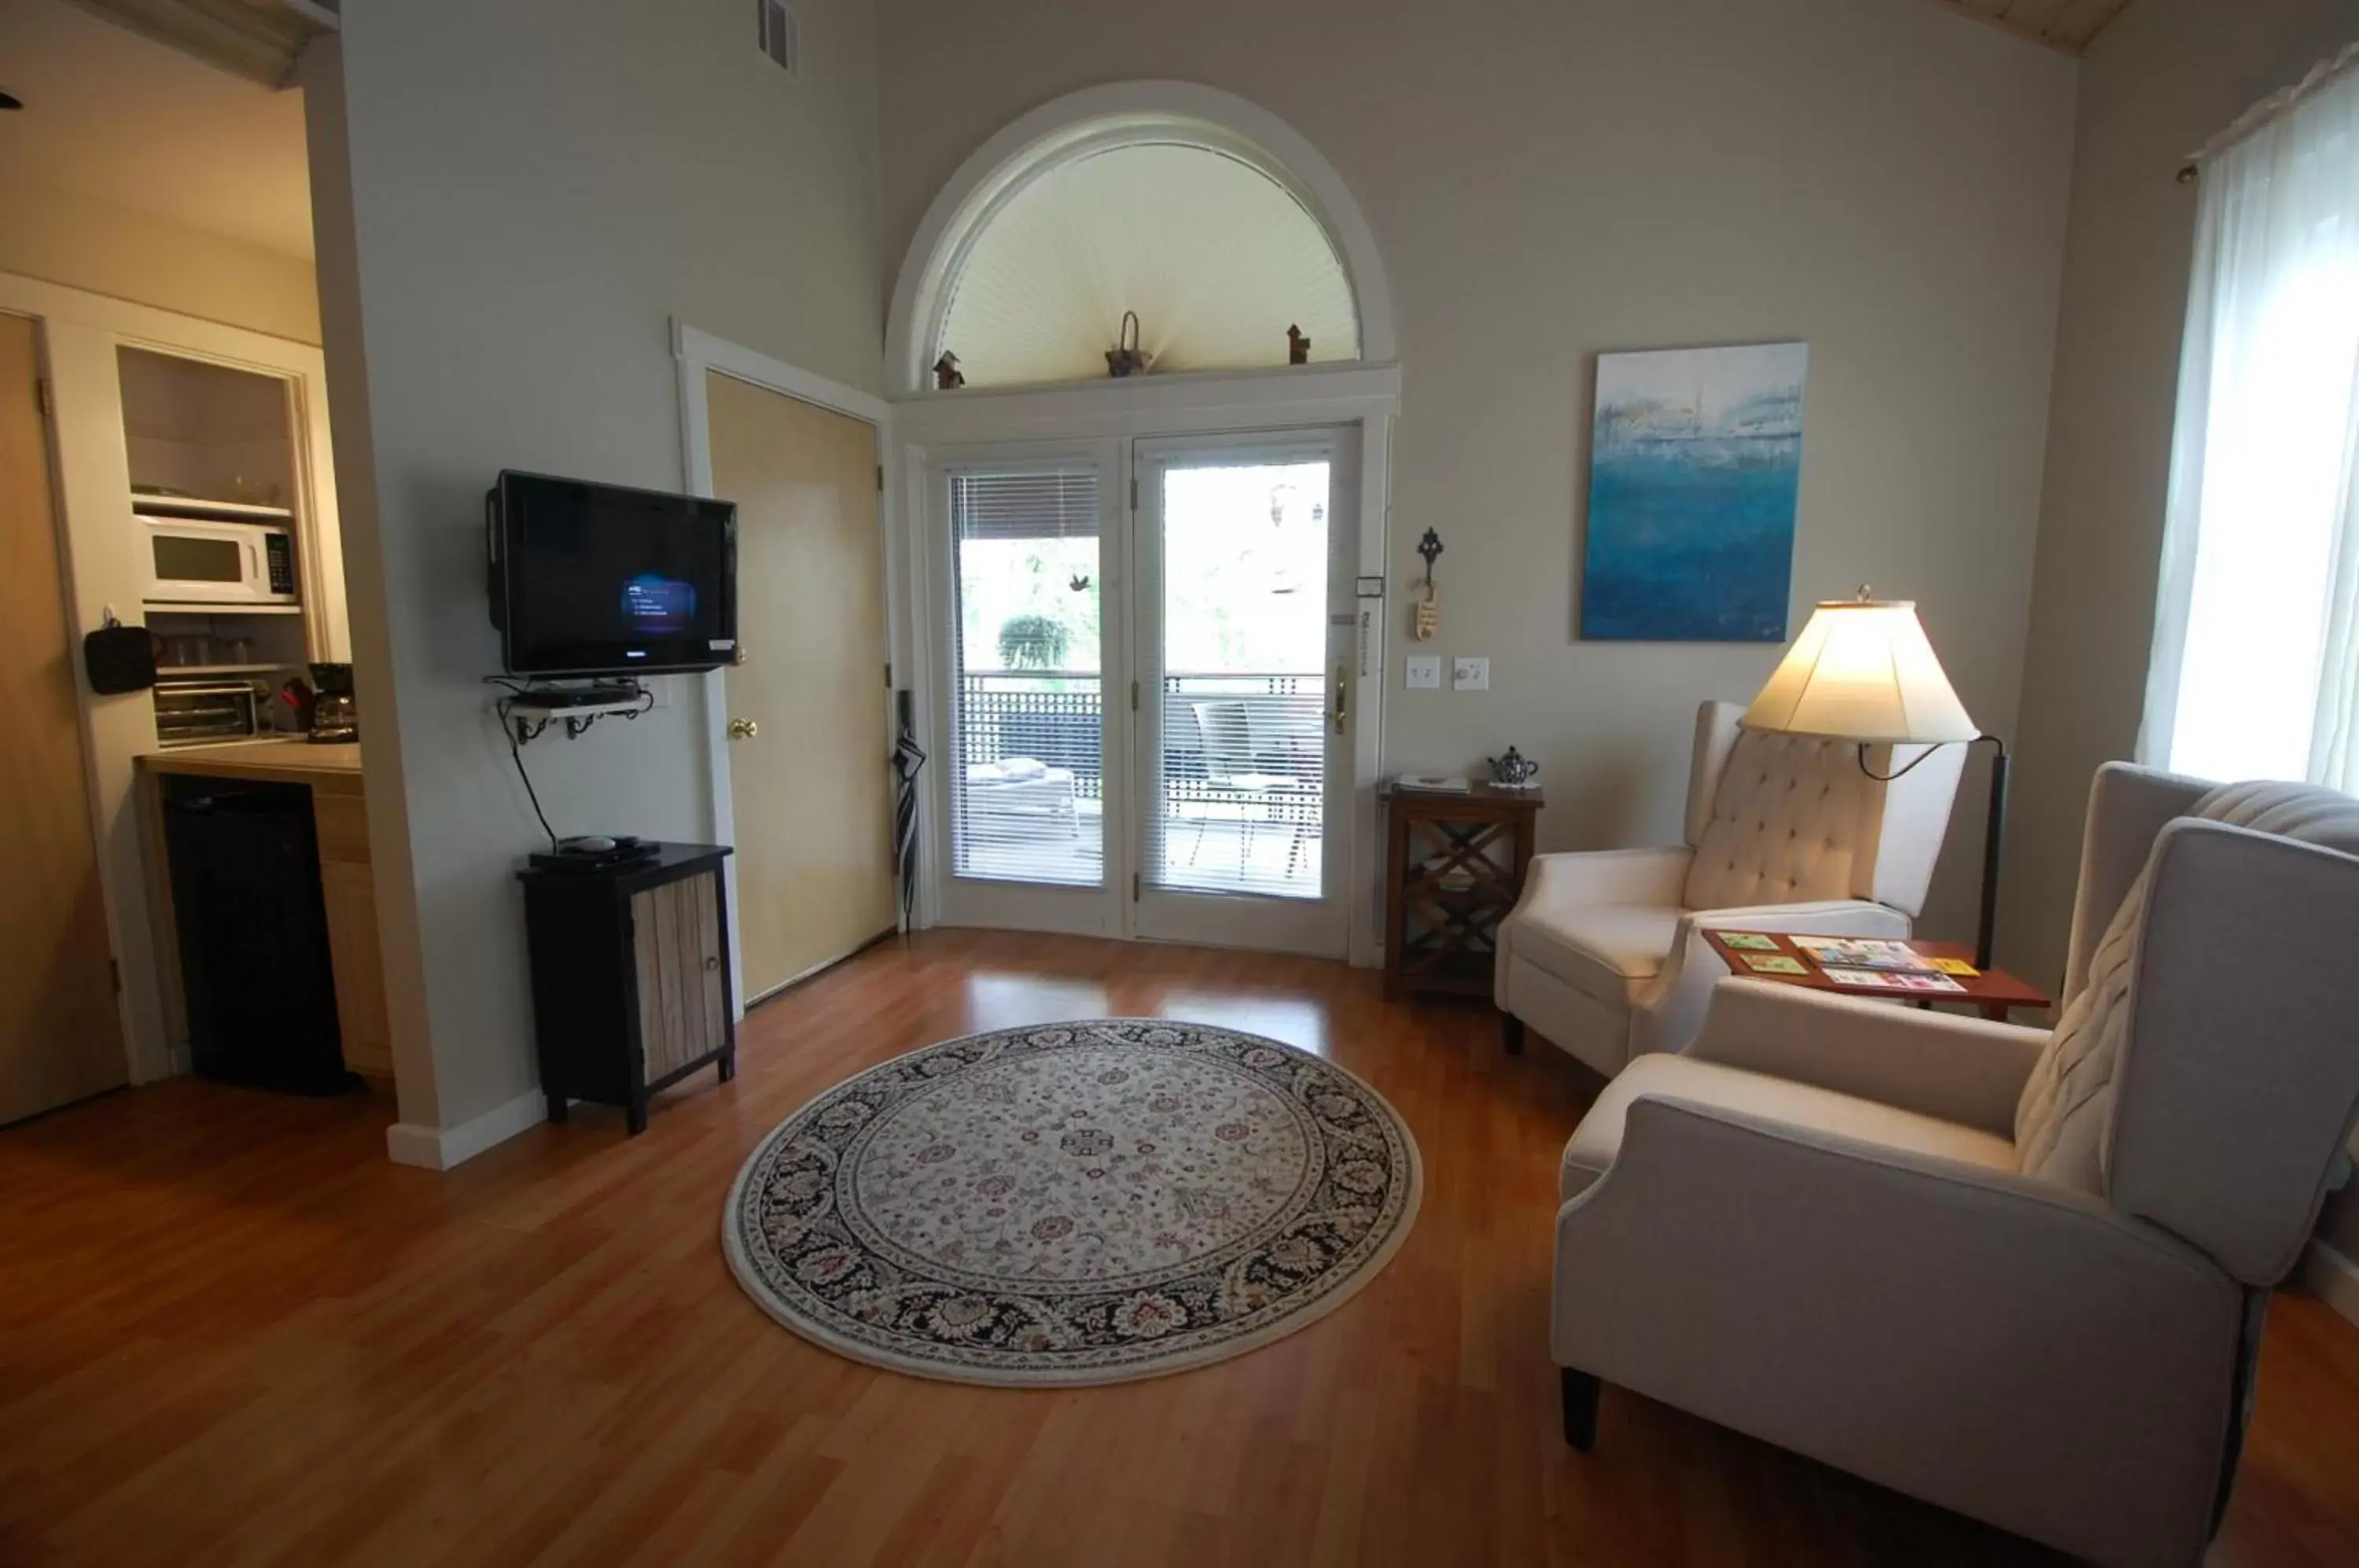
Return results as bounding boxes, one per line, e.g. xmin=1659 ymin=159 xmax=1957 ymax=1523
xmin=1741 ymin=591 xmax=2009 ymax=970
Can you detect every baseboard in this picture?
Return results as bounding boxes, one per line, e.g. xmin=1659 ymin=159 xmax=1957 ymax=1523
xmin=2300 ymin=1239 xmax=2359 ymax=1329
xmin=385 ymin=1088 xmax=547 ymax=1171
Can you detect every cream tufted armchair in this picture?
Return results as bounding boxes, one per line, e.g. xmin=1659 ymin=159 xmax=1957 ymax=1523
xmin=1494 ymin=701 xmax=1965 ymax=1075
xmin=1551 ymin=766 xmax=2359 ymax=1568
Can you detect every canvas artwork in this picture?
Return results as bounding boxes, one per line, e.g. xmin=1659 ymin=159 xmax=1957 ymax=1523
xmin=1581 ymin=342 xmax=1809 ymax=642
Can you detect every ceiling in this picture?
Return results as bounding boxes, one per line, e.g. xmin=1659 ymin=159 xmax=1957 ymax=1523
xmin=0 ymin=0 xmax=314 ymax=259
xmin=1932 ymin=0 xmax=2136 ymax=53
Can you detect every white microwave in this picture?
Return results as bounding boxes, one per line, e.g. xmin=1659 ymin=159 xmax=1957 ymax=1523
xmin=142 ymin=516 xmax=300 ymax=608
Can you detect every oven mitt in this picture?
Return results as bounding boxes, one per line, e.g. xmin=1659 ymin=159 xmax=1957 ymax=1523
xmin=84 ymin=620 xmax=157 ymax=694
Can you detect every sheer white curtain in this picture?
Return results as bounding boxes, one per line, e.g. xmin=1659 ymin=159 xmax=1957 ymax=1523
xmin=2143 ymin=46 xmax=2359 ymax=787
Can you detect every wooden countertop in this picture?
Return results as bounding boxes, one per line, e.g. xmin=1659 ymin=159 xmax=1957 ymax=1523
xmin=137 ymin=738 xmax=364 ymax=788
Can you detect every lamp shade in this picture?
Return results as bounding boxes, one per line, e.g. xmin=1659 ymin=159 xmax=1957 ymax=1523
xmin=1743 ymin=598 xmax=1978 ymax=744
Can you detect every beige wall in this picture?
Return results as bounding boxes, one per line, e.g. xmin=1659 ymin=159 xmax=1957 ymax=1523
xmin=307 ymin=0 xmax=882 ymax=1147
xmin=2001 ymin=0 xmax=2359 ymax=987
xmin=1996 ymin=0 xmax=2359 ymax=1268
xmin=0 ymin=179 xmax=319 ymax=344
xmin=877 ymin=0 xmax=2076 ymax=940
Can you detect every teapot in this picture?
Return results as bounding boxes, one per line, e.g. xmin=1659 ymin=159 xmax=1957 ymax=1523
xmin=1487 ymin=746 xmax=1540 ymax=789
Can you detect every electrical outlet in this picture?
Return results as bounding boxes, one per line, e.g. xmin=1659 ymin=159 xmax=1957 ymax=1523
xmin=1405 ymin=654 xmax=1442 ymax=690
xmin=1453 ymin=656 xmax=1490 ymax=691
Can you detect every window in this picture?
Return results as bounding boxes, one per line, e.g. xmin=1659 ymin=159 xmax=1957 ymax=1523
xmin=2144 ymin=47 xmax=2359 ymax=786
xmin=936 ymin=142 xmax=1359 ymax=388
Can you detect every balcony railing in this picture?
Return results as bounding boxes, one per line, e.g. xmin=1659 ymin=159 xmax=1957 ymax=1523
xmin=953 ymin=671 xmax=1327 ymax=895
xmin=957 ymin=672 xmax=1104 ymax=801
xmin=953 ymin=672 xmax=1324 ymax=792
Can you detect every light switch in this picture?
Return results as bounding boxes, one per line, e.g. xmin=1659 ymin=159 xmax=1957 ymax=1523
xmin=1405 ymin=654 xmax=1442 ymax=690
xmin=1453 ymin=656 xmax=1490 ymax=691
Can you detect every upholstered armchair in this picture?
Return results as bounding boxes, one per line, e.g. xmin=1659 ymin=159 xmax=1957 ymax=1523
xmin=1550 ymin=765 xmax=2359 ymax=1568
xmin=1495 ymin=701 xmax=1965 ymax=1075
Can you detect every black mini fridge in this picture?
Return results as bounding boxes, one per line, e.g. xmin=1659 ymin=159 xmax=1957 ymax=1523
xmin=160 ymin=775 xmax=351 ymax=1095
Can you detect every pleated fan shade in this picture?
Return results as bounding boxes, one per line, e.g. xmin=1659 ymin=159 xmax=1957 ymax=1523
xmin=1742 ymin=599 xmax=1978 ymax=745
xmin=937 ymin=142 xmax=1362 ymax=388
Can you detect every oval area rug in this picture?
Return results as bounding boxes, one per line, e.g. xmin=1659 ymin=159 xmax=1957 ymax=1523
xmin=723 ymin=1018 xmax=1422 ymax=1386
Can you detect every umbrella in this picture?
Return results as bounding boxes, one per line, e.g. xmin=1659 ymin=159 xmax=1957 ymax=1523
xmin=891 ymin=689 xmax=926 ymax=929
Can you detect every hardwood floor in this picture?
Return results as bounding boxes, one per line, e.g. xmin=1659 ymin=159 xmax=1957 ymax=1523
xmin=3 ymin=929 xmax=2355 ymax=1566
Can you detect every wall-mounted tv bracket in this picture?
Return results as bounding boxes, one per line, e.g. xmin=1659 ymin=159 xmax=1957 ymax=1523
xmin=484 ymin=676 xmax=653 ymax=745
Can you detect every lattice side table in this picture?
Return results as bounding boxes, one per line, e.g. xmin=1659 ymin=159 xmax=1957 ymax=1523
xmin=1381 ymin=782 xmax=1544 ymax=1003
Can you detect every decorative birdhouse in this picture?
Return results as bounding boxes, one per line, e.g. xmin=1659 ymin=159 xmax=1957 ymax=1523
xmin=1106 ymin=311 xmax=1152 ymax=378
xmin=932 ymin=352 xmax=965 ymax=390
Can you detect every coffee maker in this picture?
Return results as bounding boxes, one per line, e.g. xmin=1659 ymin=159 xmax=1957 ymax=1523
xmin=308 ymin=662 xmax=359 ymax=744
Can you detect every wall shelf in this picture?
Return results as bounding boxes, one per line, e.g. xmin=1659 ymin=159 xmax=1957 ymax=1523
xmin=156 ymin=662 xmax=301 ymax=678
xmin=131 ymin=496 xmax=295 ymax=523
xmin=145 ymin=600 xmax=306 ymax=616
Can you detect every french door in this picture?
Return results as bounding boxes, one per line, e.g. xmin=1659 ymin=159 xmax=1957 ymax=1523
xmin=1131 ymin=433 xmax=1354 ymax=954
xmin=933 ymin=428 xmax=1358 ymax=956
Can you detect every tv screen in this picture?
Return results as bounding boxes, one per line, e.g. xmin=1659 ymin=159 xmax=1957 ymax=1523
xmin=488 ymin=471 xmax=737 ymax=676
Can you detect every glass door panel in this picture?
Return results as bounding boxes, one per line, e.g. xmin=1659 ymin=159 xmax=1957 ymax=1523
xmin=946 ymin=466 xmax=1106 ymax=889
xmin=1134 ymin=436 xmax=1355 ymax=956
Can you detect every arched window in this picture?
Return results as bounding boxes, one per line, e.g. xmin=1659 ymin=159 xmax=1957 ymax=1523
xmin=888 ymin=83 xmax=1394 ymax=395
xmin=937 ymin=142 xmax=1359 ymax=388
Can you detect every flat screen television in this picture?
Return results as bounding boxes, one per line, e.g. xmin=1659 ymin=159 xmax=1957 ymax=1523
xmin=487 ymin=470 xmax=737 ymax=677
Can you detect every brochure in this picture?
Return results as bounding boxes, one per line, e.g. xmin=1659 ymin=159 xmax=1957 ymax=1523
xmin=1716 ymin=932 xmax=1782 ymax=952
xmin=1821 ymin=966 xmax=1904 ymax=988
xmin=1790 ymin=936 xmax=1934 ymax=973
xmin=1741 ymin=954 xmax=1809 ymax=975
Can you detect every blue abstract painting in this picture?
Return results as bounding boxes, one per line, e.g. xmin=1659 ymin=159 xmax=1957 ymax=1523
xmin=1581 ymin=342 xmax=1808 ymax=642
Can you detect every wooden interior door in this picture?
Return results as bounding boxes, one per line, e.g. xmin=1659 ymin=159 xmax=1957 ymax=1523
xmin=706 ymin=371 xmax=895 ymax=1003
xmin=1 ymin=312 xmax=127 ymax=1124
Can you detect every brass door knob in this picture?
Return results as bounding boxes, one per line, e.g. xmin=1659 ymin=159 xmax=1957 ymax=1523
xmin=727 ymin=718 xmax=758 ymax=740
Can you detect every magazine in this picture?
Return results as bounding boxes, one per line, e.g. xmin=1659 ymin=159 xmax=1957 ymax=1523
xmin=1790 ymin=936 xmax=1934 ymax=973
xmin=1741 ymin=954 xmax=1809 ymax=976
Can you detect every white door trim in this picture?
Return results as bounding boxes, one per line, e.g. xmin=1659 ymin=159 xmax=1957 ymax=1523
xmin=672 ymin=322 xmax=901 ymax=1018
xmin=891 ymin=363 xmax=1397 ymax=966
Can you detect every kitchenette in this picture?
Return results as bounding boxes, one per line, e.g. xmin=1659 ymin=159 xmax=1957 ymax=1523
xmin=114 ymin=344 xmax=390 ymax=1096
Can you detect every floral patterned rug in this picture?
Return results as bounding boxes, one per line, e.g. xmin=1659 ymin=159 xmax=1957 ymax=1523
xmin=723 ymin=1019 xmax=1422 ymax=1386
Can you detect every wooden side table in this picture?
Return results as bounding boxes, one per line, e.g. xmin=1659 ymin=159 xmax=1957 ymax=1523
xmin=1699 ymin=929 xmax=2050 ymax=1022
xmin=1382 ymin=782 xmax=1544 ymax=1002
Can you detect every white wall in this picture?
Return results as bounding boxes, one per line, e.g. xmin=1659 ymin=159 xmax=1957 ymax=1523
xmin=1996 ymin=0 xmax=2359 ymax=1265
xmin=307 ymin=0 xmax=882 ymax=1152
xmin=1 ymin=179 xmax=319 ymax=344
xmin=875 ymin=0 xmax=2077 ymax=940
